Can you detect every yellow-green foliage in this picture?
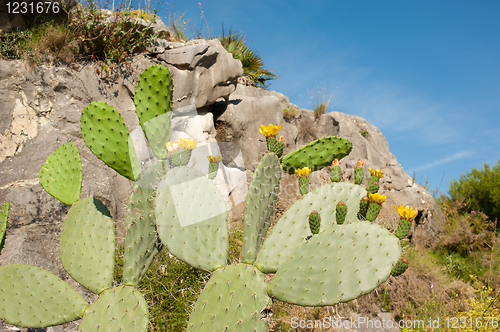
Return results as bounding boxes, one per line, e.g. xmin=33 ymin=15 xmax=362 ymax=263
xmin=455 ymin=283 xmax=500 ymax=331
xmin=283 ymin=108 xmax=299 ymax=120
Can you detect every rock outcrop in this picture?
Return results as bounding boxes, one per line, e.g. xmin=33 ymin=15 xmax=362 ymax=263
xmin=0 ymin=36 xmax=443 ymax=331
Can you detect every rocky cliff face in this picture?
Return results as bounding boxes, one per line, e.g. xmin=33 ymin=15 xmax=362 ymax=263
xmin=0 ymin=37 xmax=442 ymax=330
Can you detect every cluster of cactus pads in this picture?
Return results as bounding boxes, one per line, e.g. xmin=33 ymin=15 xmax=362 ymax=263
xmin=0 ymin=64 xmax=415 ymax=331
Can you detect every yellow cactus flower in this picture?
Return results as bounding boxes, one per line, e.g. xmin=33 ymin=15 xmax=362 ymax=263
xmin=368 ymin=167 xmax=384 ymax=178
xmin=394 ymin=205 xmax=418 ymax=221
xmin=331 ymin=159 xmax=339 ymax=167
xmin=295 ymin=167 xmax=312 ymax=178
xmin=356 ymin=159 xmax=364 ymax=167
xmin=277 ymin=135 xmax=285 ymax=143
xmin=179 ymin=138 xmax=198 ymax=151
xmin=207 ymin=155 xmax=222 ymax=163
xmin=259 ymin=124 xmax=281 ymax=138
xmin=166 ymin=141 xmax=179 ymax=153
xmin=368 ymin=192 xmax=386 ymax=204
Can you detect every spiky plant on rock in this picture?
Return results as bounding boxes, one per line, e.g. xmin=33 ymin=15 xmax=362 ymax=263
xmin=0 ymin=64 xmax=414 ymax=331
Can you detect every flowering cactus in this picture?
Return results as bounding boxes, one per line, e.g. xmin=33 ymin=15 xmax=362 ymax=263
xmin=296 ymin=167 xmax=312 ymax=195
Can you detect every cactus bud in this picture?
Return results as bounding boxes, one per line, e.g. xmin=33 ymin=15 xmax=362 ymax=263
xmin=336 ymin=201 xmax=347 ymax=225
xmin=308 ymin=211 xmax=321 ymax=235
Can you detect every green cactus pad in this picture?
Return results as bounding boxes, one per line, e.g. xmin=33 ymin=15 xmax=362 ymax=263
xmin=79 ymin=285 xmax=149 ymax=332
xmin=242 ymin=153 xmax=282 ymax=265
xmin=38 ymin=142 xmax=82 ymax=205
xmin=0 ymin=201 xmax=9 ymax=251
xmin=187 ymin=263 xmax=271 ymax=332
xmin=59 ymin=197 xmax=115 ymax=294
xmin=0 ymin=264 xmax=88 ymax=328
xmin=81 ymin=101 xmax=140 ymax=181
xmin=255 ymin=182 xmax=366 ymax=274
xmin=155 ymin=166 xmax=228 ymax=271
xmin=123 ymin=161 xmax=166 ymax=286
xmin=267 ymin=222 xmax=402 ymax=306
xmin=281 ymin=136 xmax=352 ymax=174
xmin=134 ymin=64 xmax=173 ymax=160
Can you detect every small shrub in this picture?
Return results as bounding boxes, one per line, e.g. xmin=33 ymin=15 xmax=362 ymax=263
xmin=360 ymin=128 xmax=369 ymax=138
xmin=309 ymin=85 xmax=335 ymax=119
xmin=283 ymin=108 xmax=299 ymax=120
xmin=218 ymin=27 xmax=279 ymax=89
xmin=448 ymin=159 xmax=500 ymax=226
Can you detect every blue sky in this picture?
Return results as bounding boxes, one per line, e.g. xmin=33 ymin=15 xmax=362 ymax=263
xmin=129 ymin=0 xmax=499 ymax=194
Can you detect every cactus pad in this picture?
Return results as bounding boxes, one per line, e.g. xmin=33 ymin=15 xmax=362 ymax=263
xmin=255 ymin=182 xmax=366 ymax=273
xmin=281 ymin=136 xmax=352 ymax=174
xmin=59 ymin=197 xmax=115 ymax=294
xmin=155 ymin=166 xmax=228 ymax=271
xmin=242 ymin=153 xmax=282 ymax=264
xmin=123 ymin=161 xmax=166 ymax=286
xmin=0 ymin=201 xmax=9 ymax=251
xmin=0 ymin=264 xmax=88 ymax=328
xmin=79 ymin=286 xmax=149 ymax=332
xmin=38 ymin=142 xmax=82 ymax=205
xmin=267 ymin=222 xmax=401 ymax=306
xmin=134 ymin=64 xmax=173 ymax=159
xmin=81 ymin=101 xmax=140 ymax=181
xmin=187 ymin=263 xmax=271 ymax=332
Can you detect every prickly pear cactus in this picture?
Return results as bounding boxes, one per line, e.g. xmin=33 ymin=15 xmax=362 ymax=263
xmin=241 ymin=153 xmax=282 ymax=264
xmin=79 ymin=286 xmax=149 ymax=332
xmin=134 ymin=64 xmax=173 ymax=160
xmin=81 ymin=101 xmax=140 ymax=181
xmin=255 ymin=182 xmax=367 ymax=273
xmin=281 ymin=136 xmax=352 ymax=174
xmin=38 ymin=142 xmax=82 ymax=205
xmin=59 ymin=197 xmax=115 ymax=294
xmin=155 ymin=166 xmax=229 ymax=271
xmin=0 ymin=264 xmax=89 ymax=328
xmin=123 ymin=161 xmax=166 ymax=286
xmin=0 ymin=201 xmax=8 ymax=251
xmin=186 ymin=264 xmax=271 ymax=332
xmin=268 ymin=222 xmax=401 ymax=306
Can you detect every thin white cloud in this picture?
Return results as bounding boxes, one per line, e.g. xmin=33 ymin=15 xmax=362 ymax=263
xmin=411 ymin=151 xmax=475 ymax=172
